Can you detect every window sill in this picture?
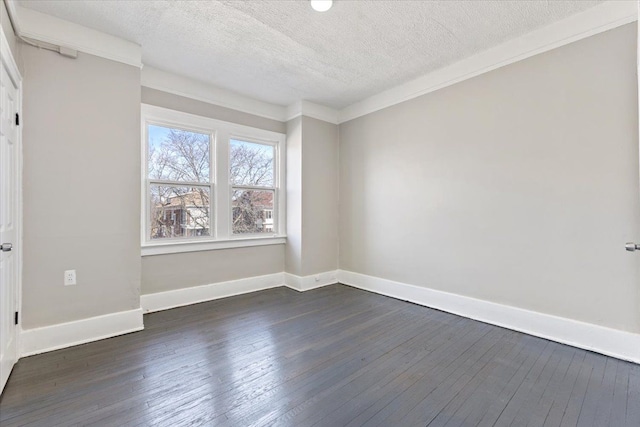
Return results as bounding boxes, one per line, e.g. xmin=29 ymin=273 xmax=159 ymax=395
xmin=141 ymin=236 xmax=287 ymax=256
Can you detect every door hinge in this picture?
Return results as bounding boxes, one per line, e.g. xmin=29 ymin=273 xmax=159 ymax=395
xmin=15 ymin=113 xmax=19 ymax=126
xmin=14 ymin=311 xmax=18 ymax=325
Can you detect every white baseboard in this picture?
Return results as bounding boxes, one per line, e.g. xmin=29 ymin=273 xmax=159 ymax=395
xmin=20 ymin=308 xmax=144 ymax=357
xmin=141 ymin=272 xmax=285 ymax=313
xmin=284 ymin=270 xmax=339 ymax=292
xmin=23 ymin=271 xmax=635 ymax=363
xmin=337 ymin=270 xmax=640 ymax=364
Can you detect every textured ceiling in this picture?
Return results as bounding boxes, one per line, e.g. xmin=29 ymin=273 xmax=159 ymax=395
xmin=18 ymin=0 xmax=604 ymax=109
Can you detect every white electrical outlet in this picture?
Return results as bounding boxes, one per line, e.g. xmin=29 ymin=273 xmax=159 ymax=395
xmin=64 ymin=269 xmax=76 ymax=286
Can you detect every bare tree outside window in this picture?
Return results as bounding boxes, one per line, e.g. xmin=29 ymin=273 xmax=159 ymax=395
xmin=230 ymin=139 xmax=275 ymax=234
xmin=230 ymin=139 xmax=273 ymax=187
xmin=232 ymin=189 xmax=274 ymax=234
xmin=148 ymin=125 xmax=211 ymax=239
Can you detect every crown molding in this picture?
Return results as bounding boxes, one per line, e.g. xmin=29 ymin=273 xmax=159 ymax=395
xmin=338 ymin=0 xmax=638 ymax=124
xmin=7 ymin=0 xmax=635 ymax=124
xmin=8 ymin=3 xmax=142 ymax=68
xmin=286 ymin=100 xmax=340 ymax=124
xmin=142 ymin=68 xmax=343 ymax=124
xmin=142 ymin=66 xmax=288 ymax=122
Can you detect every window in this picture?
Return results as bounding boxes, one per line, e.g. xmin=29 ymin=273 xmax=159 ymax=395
xmin=230 ymin=139 xmax=275 ymax=234
xmin=147 ymin=124 xmax=212 ymax=240
xmin=142 ymin=105 xmax=286 ymax=255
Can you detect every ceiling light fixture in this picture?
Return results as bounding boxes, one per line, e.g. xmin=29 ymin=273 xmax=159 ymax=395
xmin=310 ymin=0 xmax=333 ymax=12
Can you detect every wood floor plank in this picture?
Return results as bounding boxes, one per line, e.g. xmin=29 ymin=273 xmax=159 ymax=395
xmin=626 ymin=363 xmax=640 ymax=425
xmin=0 ymin=284 xmax=638 ymax=427
xmin=343 ymin=321 xmax=495 ymax=427
xmin=432 ymin=331 xmax=535 ymax=427
xmin=492 ymin=341 xmax=556 ymax=426
xmin=398 ymin=327 xmax=518 ymax=426
xmin=272 ymin=314 xmax=474 ymax=427
xmin=360 ymin=326 xmax=508 ymax=426
xmin=508 ymin=342 xmax=567 ymax=426
xmin=475 ymin=336 xmax=549 ymax=427
xmin=215 ymin=308 xmax=424 ymax=426
xmin=559 ymin=351 xmax=598 ymax=427
xmin=591 ymin=358 xmax=619 ymax=427
xmin=608 ymin=360 xmax=630 ymax=427
xmin=575 ymin=353 xmax=608 ymax=426
xmin=526 ymin=346 xmax=576 ymax=426
xmin=93 ymin=299 xmax=414 ymax=426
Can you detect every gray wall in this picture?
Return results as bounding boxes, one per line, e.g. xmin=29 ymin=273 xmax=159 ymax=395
xmin=301 ymin=116 xmax=339 ymax=275
xmin=285 ymin=116 xmax=339 ymax=277
xmin=142 ymin=246 xmax=284 ymax=294
xmin=141 ymin=87 xmax=285 ymax=295
xmin=22 ymin=46 xmax=141 ymax=329
xmin=285 ymin=117 xmax=303 ymax=276
xmin=339 ymin=24 xmax=640 ymax=333
xmin=141 ymin=87 xmax=285 ymax=134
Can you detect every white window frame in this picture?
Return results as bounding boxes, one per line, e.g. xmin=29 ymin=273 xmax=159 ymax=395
xmin=141 ymin=104 xmax=286 ymax=256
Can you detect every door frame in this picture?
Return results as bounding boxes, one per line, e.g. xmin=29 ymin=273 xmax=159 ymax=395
xmin=1 ymin=23 xmax=23 ymax=382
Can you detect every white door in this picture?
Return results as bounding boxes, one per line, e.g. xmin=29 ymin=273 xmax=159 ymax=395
xmin=0 ymin=49 xmax=20 ymax=394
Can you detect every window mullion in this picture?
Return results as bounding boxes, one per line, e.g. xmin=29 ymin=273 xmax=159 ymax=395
xmin=231 ymin=185 xmax=276 ymax=191
xmin=142 ymin=119 xmax=150 ymax=244
xmin=276 ymin=136 xmax=286 ymax=236
xmin=148 ymin=179 xmax=209 ymax=187
xmin=144 ymin=179 xmax=151 ymax=242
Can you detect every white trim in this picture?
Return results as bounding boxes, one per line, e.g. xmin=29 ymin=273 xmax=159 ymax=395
xmin=337 ymin=270 xmax=640 ymax=364
xmin=142 ymin=67 xmax=287 ymax=122
xmin=0 ymin=22 xmax=22 ymax=395
xmin=7 ymin=4 xmax=142 ymax=68
xmin=338 ymin=1 xmax=638 ymax=123
xmin=141 ymin=273 xmax=284 ymax=313
xmin=20 ymin=309 xmax=144 ymax=357
xmin=142 ymin=68 xmax=344 ymax=125
xmin=286 ymin=101 xmax=339 ymax=124
xmin=142 ymin=236 xmax=286 ymax=256
xmin=284 ymin=270 xmax=338 ymax=292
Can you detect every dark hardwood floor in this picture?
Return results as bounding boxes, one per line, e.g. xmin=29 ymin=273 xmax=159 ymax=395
xmin=1 ymin=284 xmax=639 ymax=426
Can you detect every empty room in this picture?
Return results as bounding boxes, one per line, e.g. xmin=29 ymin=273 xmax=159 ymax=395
xmin=1 ymin=0 xmax=639 ymax=425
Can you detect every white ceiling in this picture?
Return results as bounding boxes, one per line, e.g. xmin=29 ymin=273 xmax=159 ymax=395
xmin=17 ymin=0 xmax=604 ymax=109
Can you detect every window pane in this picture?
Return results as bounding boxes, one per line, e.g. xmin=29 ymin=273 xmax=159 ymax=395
xmin=150 ymin=185 xmax=211 ymax=239
xmin=148 ymin=124 xmax=210 ymax=183
xmin=230 ymin=139 xmax=274 ymax=187
xmin=232 ymin=189 xmax=274 ymax=234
